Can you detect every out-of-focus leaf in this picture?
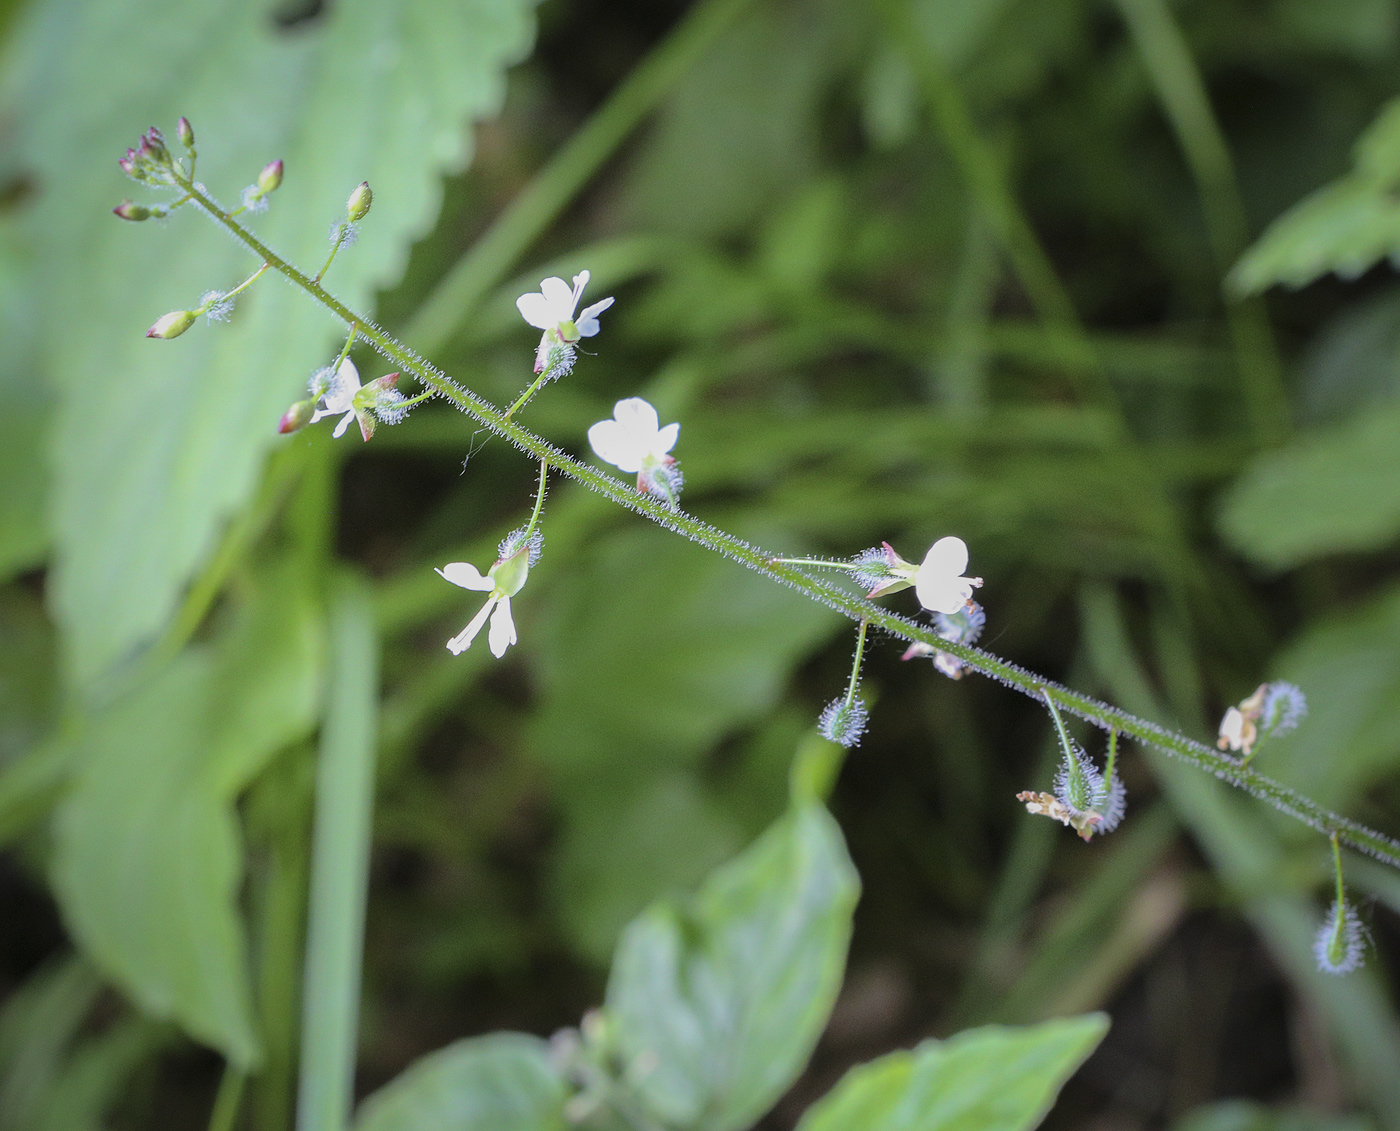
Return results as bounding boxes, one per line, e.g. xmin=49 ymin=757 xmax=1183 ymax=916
xmin=0 ymin=219 xmax=46 ymax=582
xmin=1256 ymin=583 xmax=1400 ymax=809
xmin=1217 ymin=400 xmax=1400 ymax=567
xmin=605 ymin=802 xmax=859 ymax=1131
xmin=49 ymin=564 xmax=322 ymax=1066
xmin=0 ymin=958 xmax=99 ymax=1131
xmin=1298 ymin=287 xmax=1400 ymax=424
xmin=6 ymin=0 xmax=536 ymax=687
xmin=795 ymin=1015 xmax=1108 ymax=1131
xmin=530 ymin=525 xmax=838 ymax=958
xmin=1232 ymin=100 xmax=1400 ymax=293
xmin=353 ymin=1033 xmax=565 ymax=1131
xmin=1278 ymin=0 xmax=1398 ymax=62
xmin=0 ymin=587 xmax=57 ymax=767
xmin=616 ymin=0 xmax=855 ymax=238
xmin=1173 ymin=1099 xmax=1375 ymax=1131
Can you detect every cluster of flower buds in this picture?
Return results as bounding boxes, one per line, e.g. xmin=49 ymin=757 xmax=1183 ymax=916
xmin=279 ymin=358 xmax=408 ymax=441
xmin=119 ymin=124 xmax=178 ymax=185
xmin=1217 ymin=680 xmax=1306 ymax=761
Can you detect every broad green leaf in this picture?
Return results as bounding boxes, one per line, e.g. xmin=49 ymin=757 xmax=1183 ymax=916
xmin=605 ymin=802 xmax=859 ymax=1131
xmin=796 ymin=1016 xmax=1108 ymax=1131
xmin=1257 ymin=582 xmax=1400 ymax=809
xmin=353 ymin=1033 xmax=566 ymax=1131
xmin=531 ymin=525 xmax=837 ymax=959
xmin=1217 ymin=400 xmax=1400 ymax=568
xmin=1297 ymin=288 xmax=1400 ymax=424
xmin=1173 ymin=1099 xmax=1374 ymax=1131
xmin=49 ymin=565 xmax=322 ymax=1065
xmin=1231 ymin=99 xmax=1400 ymax=294
xmin=6 ymin=0 xmax=536 ymax=686
xmin=0 ymin=218 xmax=46 ymax=582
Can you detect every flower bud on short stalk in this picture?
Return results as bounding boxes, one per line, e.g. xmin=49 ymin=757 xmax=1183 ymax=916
xmin=259 ymin=160 xmax=284 ymax=194
xmin=139 ymin=127 xmax=170 ymax=167
xmin=346 ymin=181 xmax=372 ymax=222
xmin=278 ymin=399 xmax=316 ymax=434
xmin=146 ymin=309 xmax=197 ymax=339
xmin=176 ymin=116 xmax=195 ymax=151
xmin=113 ymin=200 xmax=152 ymax=221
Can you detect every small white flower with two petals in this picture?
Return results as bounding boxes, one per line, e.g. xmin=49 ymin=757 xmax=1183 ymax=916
xmin=436 ymin=534 xmax=537 ymax=658
xmin=913 ymin=536 xmax=983 ymax=615
xmin=587 ymin=397 xmax=683 ymax=507
xmin=309 ymin=357 xmax=362 ymax=439
xmin=516 ymin=270 xmax=614 ymax=373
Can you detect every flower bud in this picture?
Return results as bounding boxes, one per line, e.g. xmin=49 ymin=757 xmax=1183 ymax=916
xmin=177 ymin=116 xmax=195 ymax=150
xmin=146 ymin=310 xmax=197 ymax=339
xmin=258 ymin=159 xmax=284 ymax=195
xmin=346 ymin=181 xmax=372 ymax=222
xmin=118 ymin=152 xmax=138 ymax=178
xmin=139 ymin=127 xmax=170 ymax=166
xmin=113 ymin=200 xmax=152 ymax=221
xmin=278 ymin=399 xmax=315 ymax=434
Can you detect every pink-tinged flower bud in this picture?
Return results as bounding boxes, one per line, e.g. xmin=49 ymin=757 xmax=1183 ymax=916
xmin=258 ymin=159 xmax=284 ymax=194
xmin=278 ymin=399 xmax=315 ymax=434
xmin=119 ymin=150 xmax=139 ymax=178
xmin=176 ymin=116 xmax=194 ymax=149
xmin=146 ymin=310 xmax=197 ymax=339
xmin=346 ymin=181 xmax=372 ymax=222
xmin=139 ymin=127 xmax=170 ymax=166
xmin=113 ymin=200 xmax=152 ymax=221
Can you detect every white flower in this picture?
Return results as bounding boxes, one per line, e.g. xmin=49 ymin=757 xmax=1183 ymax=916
xmin=516 ymin=270 xmax=614 ymax=373
xmin=436 ymin=538 xmax=534 ymax=658
xmin=309 ymin=356 xmax=361 ymax=439
xmin=913 ymin=536 xmax=982 ymax=615
xmin=587 ymin=397 xmax=684 ymax=506
xmin=1217 ymin=684 xmax=1265 ymax=755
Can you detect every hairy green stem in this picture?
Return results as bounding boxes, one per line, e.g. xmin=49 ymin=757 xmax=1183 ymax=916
xmin=170 ymin=172 xmax=1400 ymax=871
xmin=843 ymin=620 xmax=869 ymax=710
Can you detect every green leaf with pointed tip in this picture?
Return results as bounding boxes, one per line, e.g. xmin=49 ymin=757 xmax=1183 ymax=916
xmin=605 ymin=802 xmax=859 ymax=1131
xmin=353 ymin=1033 xmax=566 ymax=1131
xmin=6 ymin=0 xmax=536 ymax=687
xmin=796 ymin=1016 xmax=1108 ymax=1131
xmin=1231 ymin=98 xmax=1400 ymax=294
xmin=1217 ymin=399 xmax=1400 ymax=568
xmin=49 ymin=562 xmax=322 ymax=1066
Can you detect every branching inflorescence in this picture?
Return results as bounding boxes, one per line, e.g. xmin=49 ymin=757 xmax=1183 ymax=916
xmin=119 ymin=121 xmax=1399 ymax=973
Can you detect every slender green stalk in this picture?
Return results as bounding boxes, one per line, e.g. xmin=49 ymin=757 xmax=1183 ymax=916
xmin=504 ymin=354 xmax=566 ymax=420
xmin=297 ymin=579 xmax=379 ymax=1131
xmin=843 ymin=620 xmax=870 ymax=710
xmin=208 ymin=1065 xmax=246 ymax=1131
xmin=171 ymin=172 xmax=1400 ymax=871
xmin=1113 ymin=0 xmax=1288 ymax=443
xmin=403 ymin=0 xmax=755 ymax=353
xmin=314 ymin=226 xmax=349 ymax=285
xmin=877 ymin=0 xmax=1119 ymax=416
xmin=523 ymin=457 xmax=549 ymax=538
xmin=1103 ymin=729 xmax=1119 ymax=785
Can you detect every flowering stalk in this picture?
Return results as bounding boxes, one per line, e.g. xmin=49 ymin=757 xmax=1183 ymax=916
xmin=160 ymin=164 xmax=1400 ymax=871
xmin=818 ymin=620 xmax=870 ymax=748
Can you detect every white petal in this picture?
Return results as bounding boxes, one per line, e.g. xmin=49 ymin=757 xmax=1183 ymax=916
xmin=1219 ymin=707 xmax=1245 ymax=749
xmin=613 ymin=397 xmax=660 ymax=440
xmin=571 ymin=270 xmax=591 ymax=306
xmin=576 ymin=296 xmax=614 ymax=337
xmin=331 ymin=410 xmax=354 ymax=439
xmin=308 ymin=407 xmax=331 ymax=424
xmin=516 ymin=292 xmax=555 ymax=330
xmin=488 ymin=597 xmax=516 ymax=657
xmin=588 ymin=419 xmax=645 ymax=474
xmin=446 ymin=598 xmax=495 ymax=655
xmin=322 ymin=357 xmax=362 ymax=412
xmin=540 ymin=277 xmax=576 ymax=318
xmin=921 ymin=536 xmax=969 ymax=577
xmin=653 ymin=421 xmax=680 ymax=457
xmin=436 ymin=562 xmax=493 ymax=591
xmin=914 ymin=574 xmax=973 ymax=616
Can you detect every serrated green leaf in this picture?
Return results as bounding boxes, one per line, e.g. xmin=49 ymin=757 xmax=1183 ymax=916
xmin=49 ymin=563 xmax=322 ymax=1065
xmin=605 ymin=802 xmax=859 ymax=1131
xmin=796 ymin=1016 xmax=1108 ymax=1131
xmin=353 ymin=1033 xmax=566 ymax=1131
xmin=1217 ymin=400 xmax=1400 ymax=568
xmin=7 ymin=0 xmax=536 ymax=686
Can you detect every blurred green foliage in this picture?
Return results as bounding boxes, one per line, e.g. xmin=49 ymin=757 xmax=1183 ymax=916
xmin=1 ymin=0 xmax=1400 ymax=1128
